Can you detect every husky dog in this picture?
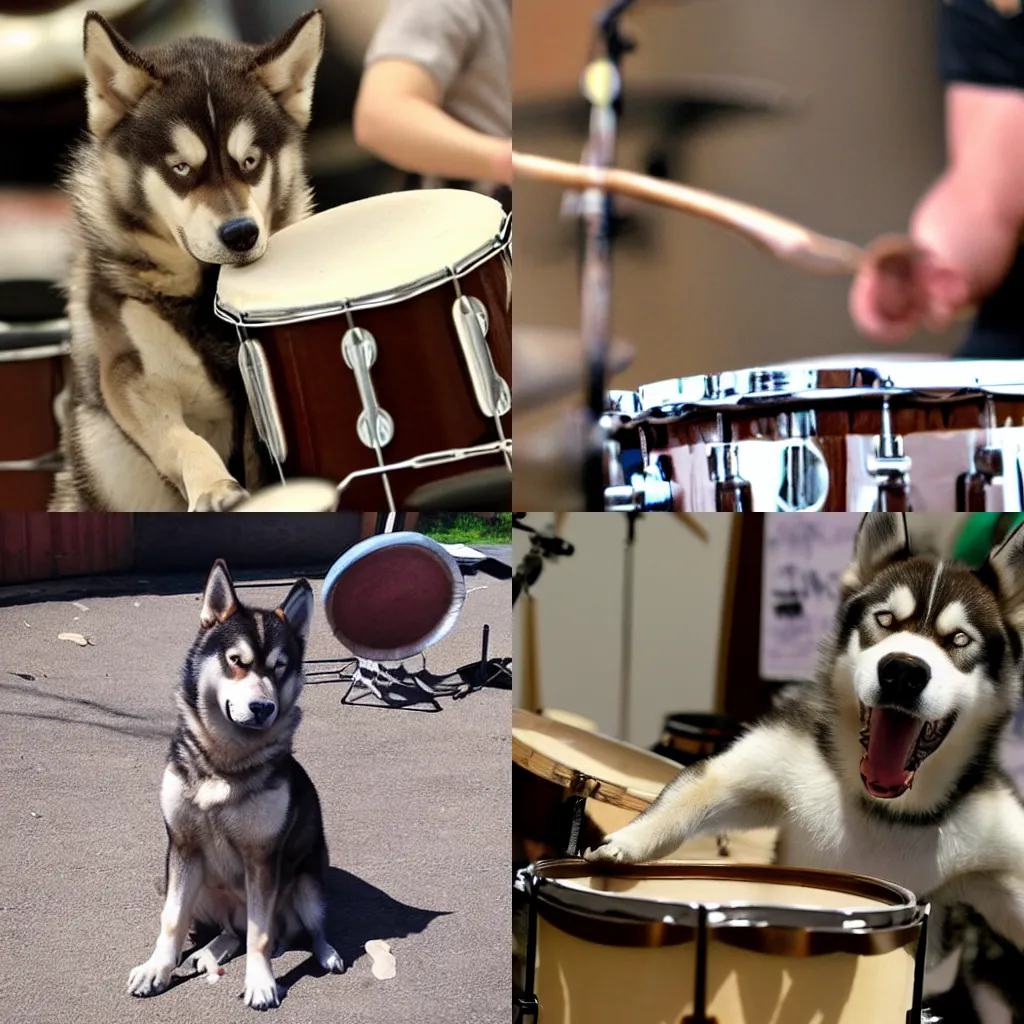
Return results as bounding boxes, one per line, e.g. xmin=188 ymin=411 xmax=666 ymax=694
xmin=127 ymin=561 xmax=343 ymax=1010
xmin=51 ymin=11 xmax=324 ymax=511
xmin=586 ymin=513 xmax=1024 ymax=1016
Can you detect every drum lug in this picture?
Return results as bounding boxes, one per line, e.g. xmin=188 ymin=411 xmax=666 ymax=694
xmin=605 ymin=457 xmax=674 ymax=511
xmin=238 ymin=337 xmax=288 ymax=468
xmin=707 ymin=442 xmax=753 ymax=512
xmin=514 ymin=994 xmax=539 ymax=1023
xmin=867 ymin=398 xmax=911 ymax=511
xmin=342 ymin=327 xmax=395 ymax=450
xmin=452 ymin=295 xmax=512 ymax=418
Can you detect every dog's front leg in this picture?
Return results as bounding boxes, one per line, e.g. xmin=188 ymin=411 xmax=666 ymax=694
xmin=242 ymin=859 xmax=282 ymax=1010
xmin=100 ymin=313 xmax=247 ymax=511
xmin=584 ymin=728 xmax=786 ymax=864
xmin=127 ymin=846 xmax=202 ymax=997
xmin=943 ymin=871 xmax=1024 ymax=950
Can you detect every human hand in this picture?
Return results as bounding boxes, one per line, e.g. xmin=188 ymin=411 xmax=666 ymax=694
xmin=849 ymin=235 xmax=969 ymax=343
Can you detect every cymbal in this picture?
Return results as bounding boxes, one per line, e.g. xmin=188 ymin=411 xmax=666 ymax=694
xmin=515 ymin=326 xmax=634 ymax=413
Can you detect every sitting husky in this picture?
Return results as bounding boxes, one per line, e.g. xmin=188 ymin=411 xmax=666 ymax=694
xmin=586 ymin=512 xmax=1024 ymax=1017
xmin=127 ymin=561 xmax=343 ymax=1010
xmin=51 ymin=10 xmax=324 ymax=511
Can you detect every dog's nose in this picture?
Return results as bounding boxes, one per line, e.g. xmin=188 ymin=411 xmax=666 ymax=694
xmin=219 ymin=218 xmax=260 ymax=253
xmin=877 ymin=653 xmax=931 ymax=705
xmin=248 ymin=700 xmax=275 ymax=725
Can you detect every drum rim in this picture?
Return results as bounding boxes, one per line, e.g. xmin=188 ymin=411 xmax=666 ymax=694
xmin=523 ymin=858 xmax=924 ymax=955
xmin=512 ymin=708 xmax=681 ymax=813
xmin=0 ymin=318 xmax=70 ymax=360
xmin=322 ymin=531 xmax=465 ymax=661
xmin=625 ymin=359 xmax=1024 ymax=419
xmin=214 ymin=204 xmax=511 ymax=328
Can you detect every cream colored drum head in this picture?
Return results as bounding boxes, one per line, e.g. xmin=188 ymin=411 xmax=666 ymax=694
xmin=781 ymin=352 xmax=946 ymax=367
xmin=232 ymin=480 xmax=338 ymax=512
xmin=216 ymin=189 xmax=506 ymax=317
xmin=512 ymin=708 xmax=680 ymax=812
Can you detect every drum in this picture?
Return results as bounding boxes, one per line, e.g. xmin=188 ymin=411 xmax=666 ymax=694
xmin=0 ymin=319 xmax=68 ymax=510
xmin=322 ymin=532 xmax=465 ymax=661
xmin=515 ymin=859 xmax=929 ymax=1024
xmin=605 ymin=357 xmax=1024 ymax=512
xmin=652 ymin=712 xmax=743 ymax=767
xmin=232 ymin=480 xmax=339 ymax=512
xmin=215 ymin=189 xmax=512 ymax=511
xmin=512 ymin=709 xmax=775 ymax=864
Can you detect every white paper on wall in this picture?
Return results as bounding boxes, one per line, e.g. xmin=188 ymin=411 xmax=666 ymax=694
xmin=759 ymin=513 xmax=862 ymax=681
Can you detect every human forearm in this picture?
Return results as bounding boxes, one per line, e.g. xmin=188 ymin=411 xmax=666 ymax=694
xmin=354 ymin=95 xmax=510 ymax=185
xmin=910 ymin=168 xmax=1023 ymax=303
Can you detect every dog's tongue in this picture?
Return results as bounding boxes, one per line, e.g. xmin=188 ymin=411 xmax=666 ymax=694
xmin=863 ymin=707 xmax=922 ymax=792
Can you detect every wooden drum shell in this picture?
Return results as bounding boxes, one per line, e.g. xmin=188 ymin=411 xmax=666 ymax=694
xmin=254 ymin=255 xmax=511 ymax=510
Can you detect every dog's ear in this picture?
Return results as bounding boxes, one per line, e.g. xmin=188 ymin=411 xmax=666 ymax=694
xmin=985 ymin=520 xmax=1024 ymax=629
xmin=200 ymin=560 xmax=238 ymax=628
xmin=252 ymin=10 xmax=324 ymax=128
xmin=277 ymin=578 xmax=314 ymax=642
xmin=840 ymin=513 xmax=912 ymax=596
xmin=82 ymin=12 xmax=159 ymax=139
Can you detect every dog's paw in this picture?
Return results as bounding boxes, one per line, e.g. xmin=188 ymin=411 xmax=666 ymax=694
xmin=127 ymin=956 xmax=174 ymax=997
xmin=583 ymin=833 xmax=639 ymax=863
xmin=242 ymin=970 xmax=282 ymax=1011
xmin=189 ymin=479 xmax=248 ymax=513
xmin=316 ymin=942 xmax=344 ymax=974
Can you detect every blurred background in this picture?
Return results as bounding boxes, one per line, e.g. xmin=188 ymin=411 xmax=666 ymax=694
xmin=0 ymin=0 xmax=404 ymax=510
xmin=512 ymin=0 xmax=960 ymax=399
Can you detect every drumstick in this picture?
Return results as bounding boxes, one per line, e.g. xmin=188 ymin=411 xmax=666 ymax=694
xmin=513 ymin=151 xmax=877 ymax=277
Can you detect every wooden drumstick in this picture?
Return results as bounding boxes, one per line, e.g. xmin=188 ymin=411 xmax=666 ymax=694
xmin=513 ymin=151 xmax=918 ymax=277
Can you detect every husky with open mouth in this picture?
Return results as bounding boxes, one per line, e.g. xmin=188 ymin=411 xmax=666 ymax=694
xmin=585 ymin=513 xmax=1024 ymax=1015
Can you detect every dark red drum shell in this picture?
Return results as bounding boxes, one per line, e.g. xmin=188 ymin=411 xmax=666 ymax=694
xmin=255 ymin=254 xmax=511 ymax=510
xmin=0 ymin=350 xmax=66 ymax=510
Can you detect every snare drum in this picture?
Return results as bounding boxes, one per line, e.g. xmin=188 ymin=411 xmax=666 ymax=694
xmin=215 ymin=189 xmax=512 ymax=511
xmin=0 ymin=319 xmax=68 ymax=510
xmin=515 ymin=859 xmax=929 ymax=1024
xmin=512 ymin=709 xmax=775 ymax=864
xmin=606 ymin=357 xmax=1024 ymax=512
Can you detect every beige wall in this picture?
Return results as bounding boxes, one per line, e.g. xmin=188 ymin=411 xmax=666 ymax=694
xmin=514 ymin=512 xmax=737 ymax=747
xmin=513 ymin=0 xmax=959 ymax=396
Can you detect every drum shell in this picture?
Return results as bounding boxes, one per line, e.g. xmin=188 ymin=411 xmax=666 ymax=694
xmin=0 ymin=336 xmax=66 ymax=510
xmin=252 ymin=254 xmax=511 ymax=510
xmin=529 ymin=863 xmax=922 ymax=1024
xmin=652 ymin=712 xmax=743 ymax=767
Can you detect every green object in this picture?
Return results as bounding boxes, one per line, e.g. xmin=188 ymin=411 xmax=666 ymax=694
xmin=952 ymin=513 xmax=1024 ymax=568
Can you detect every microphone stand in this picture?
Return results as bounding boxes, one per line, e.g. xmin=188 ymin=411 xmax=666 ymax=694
xmin=579 ymin=0 xmax=638 ymax=511
xmin=512 ymin=517 xmax=575 ymax=608
xmin=619 ymin=511 xmax=641 ymax=740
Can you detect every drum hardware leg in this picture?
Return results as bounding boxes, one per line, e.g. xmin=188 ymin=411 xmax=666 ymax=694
xmin=515 ymin=869 xmax=540 ymax=1024
xmin=0 ymin=450 xmax=64 ymax=472
xmin=681 ymin=905 xmax=718 ymax=1024
xmin=908 ymin=903 xmax=930 ymax=1024
xmin=562 ymin=795 xmax=589 ymax=857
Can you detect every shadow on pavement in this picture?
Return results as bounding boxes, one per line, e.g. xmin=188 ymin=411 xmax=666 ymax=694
xmin=271 ymin=867 xmax=450 ymax=997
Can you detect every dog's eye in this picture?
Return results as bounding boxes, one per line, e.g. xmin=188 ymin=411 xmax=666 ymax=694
xmin=275 ymin=655 xmax=289 ymax=675
xmin=949 ymin=631 xmax=972 ymax=649
xmin=875 ymin=611 xmax=895 ymax=629
xmin=171 ymin=162 xmax=191 ymax=177
xmin=241 ymin=150 xmax=260 ymax=171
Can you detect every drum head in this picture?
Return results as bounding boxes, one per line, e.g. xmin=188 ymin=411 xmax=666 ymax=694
xmin=512 ymin=708 xmax=681 ymax=812
xmin=232 ymin=480 xmax=338 ymax=512
xmin=216 ymin=189 xmax=507 ymax=321
xmin=322 ymin=532 xmax=465 ymax=661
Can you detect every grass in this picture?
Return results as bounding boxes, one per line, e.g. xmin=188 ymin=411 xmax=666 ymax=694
xmin=418 ymin=512 xmax=512 ymax=545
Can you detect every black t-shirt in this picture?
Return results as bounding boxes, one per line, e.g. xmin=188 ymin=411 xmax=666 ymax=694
xmin=939 ymin=0 xmax=1024 ymax=357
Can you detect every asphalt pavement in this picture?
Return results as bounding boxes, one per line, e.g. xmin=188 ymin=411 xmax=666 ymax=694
xmin=0 ymin=547 xmax=511 ymax=1024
